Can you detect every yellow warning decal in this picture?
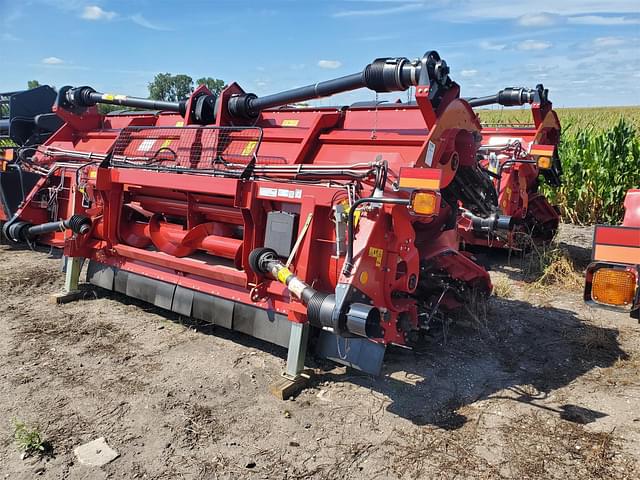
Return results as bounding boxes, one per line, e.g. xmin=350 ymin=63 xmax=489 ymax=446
xmin=341 ymin=200 xmax=362 ymax=227
xmin=175 ymin=121 xmax=184 ymax=127
xmin=277 ymin=267 xmax=293 ymax=284
xmin=368 ymin=247 xmax=384 ymax=268
xmin=88 ymin=170 xmax=97 ymax=179
xmin=102 ymin=94 xmax=114 ymax=101
xmin=160 ymin=139 xmax=172 ymax=149
xmin=282 ymin=119 xmax=299 ymax=127
xmin=242 ymin=140 xmax=258 ymax=156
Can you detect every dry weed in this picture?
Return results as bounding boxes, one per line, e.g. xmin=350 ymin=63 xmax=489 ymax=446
xmin=598 ymin=355 xmax=640 ymax=388
xmin=492 ymin=276 xmax=514 ymax=298
xmin=382 ymin=425 xmax=501 ymax=479
xmin=521 ymin=242 xmax=583 ymax=290
xmin=501 ymin=412 xmax=636 ymax=479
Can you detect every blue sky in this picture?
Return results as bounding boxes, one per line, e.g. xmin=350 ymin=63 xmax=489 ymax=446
xmin=1 ymin=0 xmax=639 ymax=107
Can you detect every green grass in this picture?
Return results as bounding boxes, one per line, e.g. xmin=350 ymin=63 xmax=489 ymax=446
xmin=12 ymin=419 xmax=50 ymax=457
xmin=479 ymin=106 xmax=640 ymax=225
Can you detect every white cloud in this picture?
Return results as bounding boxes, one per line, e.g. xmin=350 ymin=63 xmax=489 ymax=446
xmin=1 ymin=32 xmax=20 ymax=41
xmin=318 ymin=60 xmax=342 ymax=69
xmin=333 ymin=2 xmax=424 ymax=17
xmin=461 ymin=69 xmax=477 ymax=77
xmin=479 ymin=40 xmax=506 ymax=51
xmin=130 ymin=14 xmax=170 ymax=31
xmin=42 ymin=56 xmax=64 ymax=65
xmin=517 ymin=12 xmax=559 ymax=26
xmin=518 ymin=40 xmax=552 ymax=50
xmin=568 ymin=15 xmax=640 ymax=25
xmin=593 ymin=36 xmax=627 ymax=47
xmin=459 ymin=1 xmax=640 ymax=18
xmin=81 ymin=5 xmax=116 ymax=21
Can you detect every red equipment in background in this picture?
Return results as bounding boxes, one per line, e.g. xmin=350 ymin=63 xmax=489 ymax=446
xmin=5 ymin=50 xmax=518 ymax=379
xmin=585 ymin=189 xmax=640 ymax=320
xmin=0 ymin=86 xmax=62 ymax=223
xmin=458 ymin=85 xmax=562 ymax=249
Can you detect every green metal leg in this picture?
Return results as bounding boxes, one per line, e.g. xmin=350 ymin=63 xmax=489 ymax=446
xmin=51 ymin=256 xmax=83 ymax=304
xmin=270 ymin=322 xmax=312 ymax=400
xmin=285 ymin=322 xmax=309 ymax=378
xmin=64 ymin=256 xmax=82 ymax=293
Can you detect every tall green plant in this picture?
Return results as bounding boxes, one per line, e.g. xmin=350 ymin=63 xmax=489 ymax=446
xmin=542 ymin=118 xmax=640 ymax=224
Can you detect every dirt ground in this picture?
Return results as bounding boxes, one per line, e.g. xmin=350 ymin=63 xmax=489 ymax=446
xmin=0 ymin=224 xmax=638 ymax=479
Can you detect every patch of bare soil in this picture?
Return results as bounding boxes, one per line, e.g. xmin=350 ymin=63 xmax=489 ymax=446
xmin=0 ymin=224 xmax=638 ymax=479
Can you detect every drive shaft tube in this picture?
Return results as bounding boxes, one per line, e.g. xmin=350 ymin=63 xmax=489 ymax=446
xmin=466 ymin=87 xmax=536 ymax=108
xmin=229 ymin=51 xmax=450 ymax=120
xmin=3 ymin=214 xmax=92 ymax=242
xmin=62 ymin=86 xmax=188 ymax=115
xmin=248 ymin=248 xmax=382 ymax=338
xmin=462 ymin=210 xmax=513 ymax=234
xmin=61 ymin=50 xmax=451 ymax=124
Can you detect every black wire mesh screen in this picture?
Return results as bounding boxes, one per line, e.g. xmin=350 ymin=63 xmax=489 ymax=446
xmin=110 ymin=126 xmax=271 ymax=172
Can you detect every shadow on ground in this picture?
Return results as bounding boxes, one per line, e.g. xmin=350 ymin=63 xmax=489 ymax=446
xmin=95 ymin=285 xmax=625 ymax=430
xmin=318 ymin=296 xmax=625 ymax=429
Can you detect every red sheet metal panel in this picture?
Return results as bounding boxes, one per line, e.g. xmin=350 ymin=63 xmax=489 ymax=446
xmin=594 ymin=225 xmax=640 ymax=248
xmin=593 ymin=245 xmax=640 ymax=264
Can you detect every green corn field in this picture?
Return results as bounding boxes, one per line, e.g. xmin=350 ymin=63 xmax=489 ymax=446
xmin=479 ymin=107 xmax=640 ymax=225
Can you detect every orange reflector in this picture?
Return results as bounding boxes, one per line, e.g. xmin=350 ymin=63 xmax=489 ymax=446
xmin=537 ymin=156 xmax=552 ymax=169
xmin=1 ymin=148 xmax=14 ymax=162
xmin=410 ymin=191 xmax=438 ymax=216
xmin=592 ymin=268 xmax=636 ymax=306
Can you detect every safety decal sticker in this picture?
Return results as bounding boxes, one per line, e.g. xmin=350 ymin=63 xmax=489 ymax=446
xmin=368 ymin=247 xmax=384 ymax=267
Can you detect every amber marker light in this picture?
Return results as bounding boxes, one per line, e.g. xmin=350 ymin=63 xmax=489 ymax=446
xmin=409 ymin=191 xmax=439 ymax=216
xmin=536 ymin=156 xmax=552 ymax=169
xmin=591 ymin=268 xmax=636 ymax=307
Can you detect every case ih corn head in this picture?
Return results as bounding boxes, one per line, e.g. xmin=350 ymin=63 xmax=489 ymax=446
xmin=584 ymin=189 xmax=640 ymax=320
xmin=458 ymin=85 xmax=562 ymax=249
xmin=2 ymin=50 xmax=562 ymax=394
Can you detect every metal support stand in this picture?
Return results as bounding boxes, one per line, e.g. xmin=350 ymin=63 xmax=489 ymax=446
xmin=50 ymin=256 xmax=83 ymax=304
xmin=269 ymin=322 xmax=313 ymax=400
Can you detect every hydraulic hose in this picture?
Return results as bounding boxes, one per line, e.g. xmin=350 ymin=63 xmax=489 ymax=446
xmin=342 ymin=197 xmax=410 ymax=277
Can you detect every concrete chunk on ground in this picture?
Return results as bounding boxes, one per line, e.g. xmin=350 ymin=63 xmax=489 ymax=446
xmin=73 ymin=437 xmax=120 ymax=467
